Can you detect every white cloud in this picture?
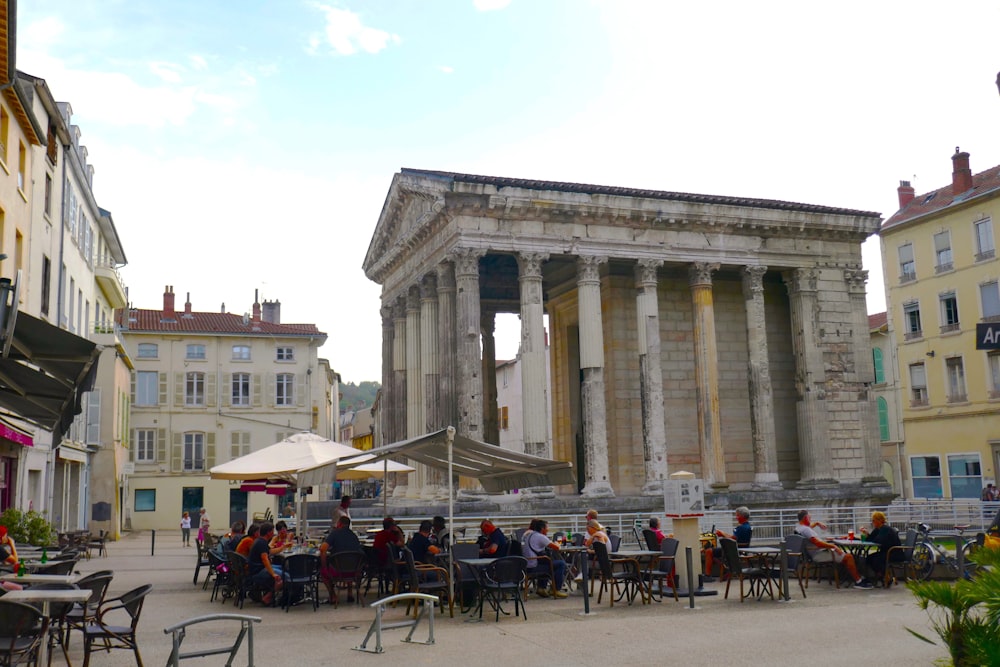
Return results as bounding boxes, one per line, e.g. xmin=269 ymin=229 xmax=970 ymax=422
xmin=149 ymin=61 xmax=184 ymax=84
xmin=473 ymin=0 xmax=511 ymax=11
xmin=188 ymin=54 xmax=209 ymax=71
xmin=309 ymin=4 xmax=400 ymax=56
xmin=438 ymin=65 xmax=454 ymax=74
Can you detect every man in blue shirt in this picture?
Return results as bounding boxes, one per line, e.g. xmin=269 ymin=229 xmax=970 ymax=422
xmin=704 ymin=506 xmax=752 ymax=581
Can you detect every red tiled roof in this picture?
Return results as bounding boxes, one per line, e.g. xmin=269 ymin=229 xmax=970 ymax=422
xmin=402 ymin=168 xmax=881 ymax=218
xmin=124 ymin=309 xmax=325 ymax=337
xmin=883 ymin=163 xmax=1000 ymax=230
xmin=868 ymin=312 xmax=887 ymax=331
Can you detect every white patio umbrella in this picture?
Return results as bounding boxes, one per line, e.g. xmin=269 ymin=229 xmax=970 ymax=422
xmin=210 ymin=432 xmax=361 ymax=535
xmin=334 ymin=454 xmax=416 ymax=481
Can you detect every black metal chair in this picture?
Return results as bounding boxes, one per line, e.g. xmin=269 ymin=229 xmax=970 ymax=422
xmin=480 ymin=556 xmax=527 ymax=622
xmin=0 ymin=599 xmax=45 ymax=667
xmin=281 ymin=553 xmax=320 ymax=612
xmin=208 ymin=551 xmax=232 ymax=603
xmin=36 ymin=559 xmax=77 ymax=576
xmin=774 ymin=533 xmax=808 ymax=599
xmin=592 ymin=541 xmax=647 ymax=606
xmin=193 ymin=537 xmax=216 ymax=586
xmin=642 ymin=529 xmax=660 ymax=551
xmin=86 ymin=531 xmax=108 ymax=559
xmin=719 ymin=538 xmax=771 ymax=602
xmin=226 ymin=552 xmax=262 ymax=609
xmin=398 ymin=547 xmax=453 ymax=618
xmin=647 ymin=537 xmax=679 ymax=602
xmin=81 ymin=584 xmax=153 ymax=667
xmin=508 ymin=539 xmax=556 ymax=598
xmin=798 ymin=534 xmax=840 ymax=588
xmin=609 ymin=533 xmax=622 ymax=553
xmin=884 ymin=528 xmax=919 ymax=588
xmin=325 ymin=551 xmax=364 ymax=607
xmin=64 ymin=572 xmax=113 ymax=649
xmin=449 ymin=543 xmax=482 ymax=612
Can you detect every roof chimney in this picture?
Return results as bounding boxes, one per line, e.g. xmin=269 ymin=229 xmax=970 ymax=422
xmin=252 ymin=289 xmax=261 ymax=323
xmin=952 ymin=147 xmax=973 ymax=196
xmin=897 ymin=180 xmax=915 ymax=208
xmin=184 ymin=292 xmax=192 ymax=315
xmin=262 ymin=299 xmax=281 ymax=324
xmin=163 ymin=285 xmax=175 ymax=318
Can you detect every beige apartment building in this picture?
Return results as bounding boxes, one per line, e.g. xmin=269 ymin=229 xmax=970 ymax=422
xmin=880 ymin=148 xmax=1000 ymax=499
xmin=121 ymin=288 xmax=338 ymax=530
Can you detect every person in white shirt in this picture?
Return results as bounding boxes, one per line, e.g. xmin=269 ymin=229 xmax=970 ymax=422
xmin=794 ymin=510 xmax=871 ymax=589
xmin=522 ymin=519 xmax=568 ymax=599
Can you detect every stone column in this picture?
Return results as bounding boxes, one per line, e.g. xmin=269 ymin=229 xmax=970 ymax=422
xmin=742 ymin=265 xmax=780 ymax=489
xmin=689 ymin=262 xmax=727 ymax=490
xmin=635 ymin=259 xmax=668 ymax=495
xmin=420 ymin=274 xmax=445 ymax=498
xmin=437 ymin=262 xmax=457 ymax=430
xmin=482 ymin=312 xmax=499 ymax=445
xmin=379 ymin=303 xmax=395 ymax=497
xmin=391 ymin=296 xmax=409 ymax=497
xmin=452 ymin=248 xmax=487 ymax=501
xmin=577 ymin=256 xmax=614 ymax=498
xmin=518 ymin=252 xmax=555 ymax=498
xmin=784 ymin=268 xmax=836 ymax=488
xmin=405 ymin=286 xmax=425 ymax=498
xmin=846 ymin=268 xmax=885 ymax=484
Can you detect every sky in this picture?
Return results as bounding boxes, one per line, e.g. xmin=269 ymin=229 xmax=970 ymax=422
xmin=16 ymin=1 xmax=1000 ymax=384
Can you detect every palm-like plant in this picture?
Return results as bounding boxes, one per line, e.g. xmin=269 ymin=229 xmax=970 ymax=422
xmin=907 ymin=544 xmax=1000 ymax=666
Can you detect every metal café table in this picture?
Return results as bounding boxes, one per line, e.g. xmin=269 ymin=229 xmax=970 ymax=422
xmin=559 ymin=546 xmax=591 ymax=614
xmin=4 ymin=587 xmax=90 ymax=665
xmin=610 ymin=550 xmax=660 ymax=604
xmin=455 ymin=558 xmax=496 ymax=619
xmin=0 ymin=572 xmax=82 ymax=585
xmin=831 ymin=539 xmax=881 ymax=579
xmin=738 ymin=546 xmax=781 ymax=600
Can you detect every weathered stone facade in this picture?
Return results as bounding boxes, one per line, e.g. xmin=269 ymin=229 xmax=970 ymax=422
xmin=364 ymin=169 xmax=893 ymax=508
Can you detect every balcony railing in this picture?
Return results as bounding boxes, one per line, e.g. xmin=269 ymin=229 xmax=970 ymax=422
xmin=903 ymin=330 xmax=923 ymax=341
xmin=910 ymin=397 xmax=929 ymax=408
xmin=976 ymin=249 xmax=996 ymax=262
xmin=946 ymin=394 xmax=968 ymax=404
xmin=940 ymin=323 xmax=961 ymax=334
xmin=94 ymin=258 xmax=128 ymax=309
xmin=934 ymin=262 xmax=954 ymax=274
xmin=899 ymin=271 xmax=916 ymax=284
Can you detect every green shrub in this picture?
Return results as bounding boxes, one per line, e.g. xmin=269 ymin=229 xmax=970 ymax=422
xmin=0 ymin=508 xmax=57 ymax=546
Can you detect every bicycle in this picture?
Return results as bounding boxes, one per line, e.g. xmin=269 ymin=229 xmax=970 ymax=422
xmin=911 ymin=523 xmax=982 ymax=582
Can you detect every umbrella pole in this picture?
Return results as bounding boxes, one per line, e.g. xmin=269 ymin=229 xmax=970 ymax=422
xmin=447 ymin=426 xmax=455 ymax=608
xmin=383 ymin=457 xmax=388 ymax=516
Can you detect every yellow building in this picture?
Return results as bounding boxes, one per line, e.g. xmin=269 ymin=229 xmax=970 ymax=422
xmin=121 ymin=288 xmax=338 ymax=530
xmin=880 ymin=148 xmax=1000 ymax=499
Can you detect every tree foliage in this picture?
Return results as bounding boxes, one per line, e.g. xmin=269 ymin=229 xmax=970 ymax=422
xmin=0 ymin=508 xmax=57 ymax=546
xmin=339 ymin=380 xmax=379 ymax=412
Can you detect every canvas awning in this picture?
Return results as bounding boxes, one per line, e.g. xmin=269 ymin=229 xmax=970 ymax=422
xmin=297 ymin=428 xmax=576 ymax=493
xmin=0 ymin=311 xmax=100 ymax=438
xmin=209 ymin=432 xmax=361 ymax=483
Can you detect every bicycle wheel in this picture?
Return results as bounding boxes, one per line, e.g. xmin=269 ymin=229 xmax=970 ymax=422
xmin=911 ymin=542 xmax=935 ymax=581
xmin=960 ymin=540 xmax=980 ymax=580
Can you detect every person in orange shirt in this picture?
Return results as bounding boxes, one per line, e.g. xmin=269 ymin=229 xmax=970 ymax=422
xmin=236 ymin=524 xmax=260 ymax=557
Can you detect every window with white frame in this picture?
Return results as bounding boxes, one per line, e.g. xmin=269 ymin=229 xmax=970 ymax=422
xmin=137 ymin=343 xmax=158 ymax=359
xmin=981 ymin=281 xmax=1000 ymax=321
xmin=135 ymin=429 xmax=156 ymax=462
xmin=184 ymin=432 xmax=205 ymax=471
xmin=232 ymin=345 xmax=251 ymax=361
xmin=909 ymin=363 xmax=928 ymax=406
xmin=185 ymin=372 xmax=205 ymax=406
xmin=276 ymin=373 xmax=294 ymax=406
xmin=903 ymin=302 xmax=922 ymax=340
xmin=945 ymin=356 xmax=966 ymax=403
xmin=933 ymin=231 xmax=953 ymax=272
xmin=186 ymin=344 xmax=206 ymax=360
xmin=232 ymin=373 xmax=251 ymax=406
xmin=276 ymin=347 xmax=294 ymax=361
xmin=910 ymin=455 xmax=943 ymax=498
xmin=947 ymin=453 xmax=982 ymax=499
xmin=135 ymin=371 xmax=158 ymax=406
xmin=940 ymin=292 xmax=960 ymax=332
xmin=975 ymin=218 xmax=995 ymax=261
xmin=899 ymin=243 xmax=916 ymax=282
xmin=989 ymin=351 xmax=1000 ymax=398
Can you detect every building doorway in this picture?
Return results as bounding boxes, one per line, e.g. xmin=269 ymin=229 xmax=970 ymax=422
xmin=181 ymin=487 xmax=203 ymax=523
xmin=229 ymin=489 xmax=248 ymax=529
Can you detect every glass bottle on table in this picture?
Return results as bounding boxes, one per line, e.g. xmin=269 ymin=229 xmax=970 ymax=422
xmin=40 ymin=548 xmax=48 ymax=564
xmin=16 ymin=559 xmax=24 ymax=577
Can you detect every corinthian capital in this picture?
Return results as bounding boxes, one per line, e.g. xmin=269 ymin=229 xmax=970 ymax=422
xmin=516 ymin=252 xmax=549 ymax=279
xmin=635 ymin=259 xmax=663 ymax=288
xmin=742 ymin=265 xmax=768 ymax=295
xmin=436 ymin=262 xmax=456 ymax=292
xmin=420 ymin=273 xmax=438 ymax=301
xmin=449 ymin=247 xmax=486 ymax=277
xmin=577 ymin=255 xmax=607 ymax=283
xmin=783 ymin=267 xmax=818 ymax=294
xmin=688 ymin=262 xmax=720 ymax=287
xmin=844 ymin=268 xmax=868 ymax=294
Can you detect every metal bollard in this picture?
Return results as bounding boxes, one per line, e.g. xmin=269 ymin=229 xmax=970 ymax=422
xmin=685 ymin=547 xmax=695 ymax=609
xmin=151 ymin=529 xmax=156 ymax=556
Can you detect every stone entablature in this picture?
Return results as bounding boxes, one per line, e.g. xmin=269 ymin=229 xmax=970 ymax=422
xmin=365 ymin=169 xmax=888 ymax=504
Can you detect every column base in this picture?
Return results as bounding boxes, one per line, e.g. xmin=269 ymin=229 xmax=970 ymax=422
xmin=641 ymin=480 xmax=665 ymax=496
xmin=796 ymin=478 xmax=840 ymax=490
xmin=392 ymin=485 xmax=409 ymax=499
xmin=861 ymin=476 xmax=890 ymax=487
xmin=519 ymin=486 xmax=556 ymax=500
xmin=751 ymin=473 xmax=782 ymax=490
xmin=420 ymin=484 xmax=444 ymax=501
xmin=581 ymin=481 xmax=615 ymax=498
xmin=456 ymin=488 xmax=489 ymax=503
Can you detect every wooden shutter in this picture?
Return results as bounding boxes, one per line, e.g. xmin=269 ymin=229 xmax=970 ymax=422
xmin=158 ymin=373 xmax=168 ymax=406
xmin=252 ymin=374 xmax=262 ymax=407
xmin=267 ymin=373 xmax=276 ymax=407
xmin=205 ymin=373 xmax=217 ymax=408
xmin=157 ymin=428 xmax=167 ymax=464
xmin=129 ymin=372 xmax=136 ymax=403
xmin=296 ymin=373 xmax=306 ymax=407
xmin=171 ymin=432 xmax=183 ymax=472
xmin=206 ymin=432 xmax=216 ymax=469
xmin=222 ymin=373 xmax=232 ymax=407
xmin=174 ymin=373 xmax=185 ymax=407
xmin=231 ymin=431 xmax=241 ymax=460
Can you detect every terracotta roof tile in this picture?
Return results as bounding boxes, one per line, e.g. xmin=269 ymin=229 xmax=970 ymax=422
xmin=883 ymin=164 xmax=1000 ymax=230
xmin=868 ymin=312 xmax=887 ymax=331
xmin=124 ymin=309 xmax=325 ymax=337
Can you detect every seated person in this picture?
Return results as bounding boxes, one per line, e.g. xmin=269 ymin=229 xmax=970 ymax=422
xmin=522 ymin=519 xmax=568 ymax=599
xmin=648 ymin=517 xmax=668 ymax=546
xmin=319 ymin=516 xmax=363 ymax=604
xmin=409 ymin=520 xmax=441 ymax=564
xmin=220 ymin=521 xmax=246 ymax=552
xmin=431 ymin=515 xmax=450 ymax=550
xmin=247 ymin=522 xmax=283 ymax=605
xmin=704 ymin=506 xmax=752 ymax=580
xmin=236 ymin=524 xmax=260 ymax=557
xmin=269 ymin=520 xmax=294 ymax=556
xmin=795 ymin=510 xmax=872 ymax=589
xmin=860 ymin=511 xmax=901 ymax=584
xmin=373 ymin=517 xmax=405 ymax=567
xmin=479 ymin=520 xmax=508 ymax=557
xmin=584 ymin=519 xmax=610 ymax=550
xmin=0 ymin=526 xmax=20 ymax=592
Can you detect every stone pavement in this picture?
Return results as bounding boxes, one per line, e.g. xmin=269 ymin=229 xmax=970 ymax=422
xmin=54 ymin=531 xmax=944 ymax=666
